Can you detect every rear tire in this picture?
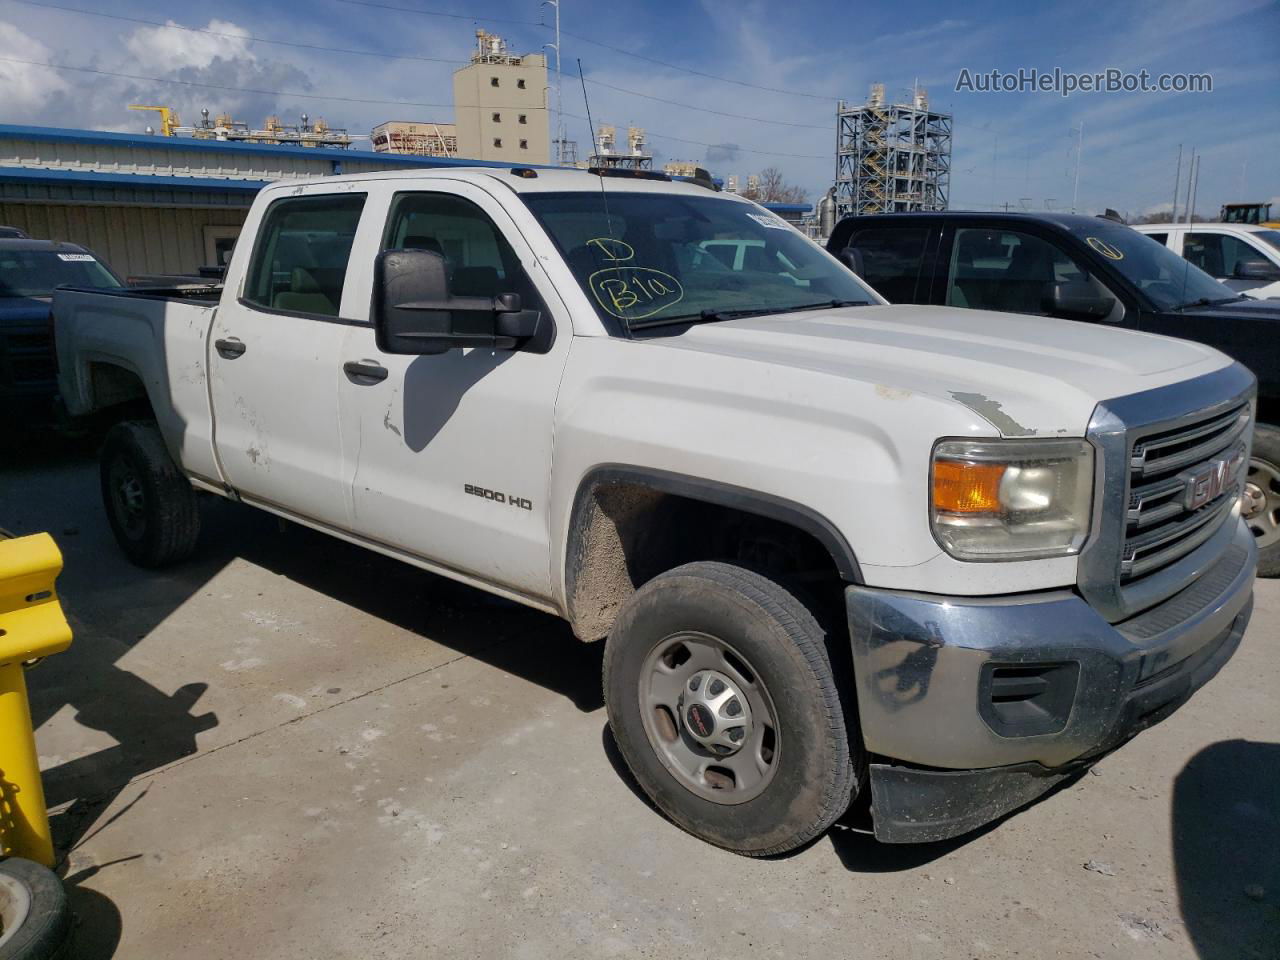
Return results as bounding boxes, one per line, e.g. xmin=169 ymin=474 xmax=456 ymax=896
xmin=1245 ymin=423 xmax=1280 ymax=577
xmin=604 ymin=561 xmax=858 ymax=856
xmin=99 ymin=420 xmax=200 ymax=568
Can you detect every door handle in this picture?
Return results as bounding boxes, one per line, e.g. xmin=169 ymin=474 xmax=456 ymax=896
xmin=215 ymin=338 xmax=246 ymax=359
xmin=343 ymin=360 xmax=389 ymax=384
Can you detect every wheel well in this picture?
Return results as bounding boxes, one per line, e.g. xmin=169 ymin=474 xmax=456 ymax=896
xmin=1255 ymin=396 xmax=1279 ymax=432
xmin=87 ymin=362 xmax=153 ymax=422
xmin=565 ymin=471 xmax=856 ymax=642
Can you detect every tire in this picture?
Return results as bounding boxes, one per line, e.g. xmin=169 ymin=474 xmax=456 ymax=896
xmin=1245 ymin=423 xmax=1280 ymax=577
xmin=604 ymin=561 xmax=858 ymax=856
xmin=99 ymin=420 xmax=200 ymax=568
xmin=0 ymin=858 xmax=72 ymax=960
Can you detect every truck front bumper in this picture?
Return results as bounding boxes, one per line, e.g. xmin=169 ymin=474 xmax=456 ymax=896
xmin=846 ymin=519 xmax=1255 ymax=843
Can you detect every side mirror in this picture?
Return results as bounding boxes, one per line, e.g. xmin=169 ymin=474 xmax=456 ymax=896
xmin=837 ymin=247 xmax=864 ymax=276
xmin=1042 ymin=281 xmax=1115 ymax=320
xmin=1234 ymin=259 xmax=1280 ymax=281
xmin=372 ymin=249 xmax=550 ymax=355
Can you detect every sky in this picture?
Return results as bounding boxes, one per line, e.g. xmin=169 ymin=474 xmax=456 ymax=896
xmin=0 ymin=0 xmax=1277 ymax=218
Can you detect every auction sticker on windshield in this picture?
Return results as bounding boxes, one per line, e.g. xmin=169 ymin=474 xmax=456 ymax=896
xmin=57 ymin=253 xmax=96 ymax=262
xmin=747 ymin=213 xmax=790 ymax=230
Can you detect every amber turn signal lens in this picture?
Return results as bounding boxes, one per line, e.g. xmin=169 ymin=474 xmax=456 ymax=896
xmin=933 ymin=460 xmax=1005 ymax=513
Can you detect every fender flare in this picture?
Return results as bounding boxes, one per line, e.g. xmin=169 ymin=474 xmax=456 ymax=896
xmin=564 ymin=464 xmax=863 ymax=616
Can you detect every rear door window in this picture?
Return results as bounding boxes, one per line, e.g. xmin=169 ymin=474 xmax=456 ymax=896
xmin=844 ymin=227 xmax=929 ymax=303
xmin=244 ymin=193 xmax=366 ymax=318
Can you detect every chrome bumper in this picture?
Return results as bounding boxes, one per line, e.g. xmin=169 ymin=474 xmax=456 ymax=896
xmin=846 ymin=519 xmax=1255 ymax=773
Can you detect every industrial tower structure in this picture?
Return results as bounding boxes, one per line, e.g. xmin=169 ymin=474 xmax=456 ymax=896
xmin=834 ymin=84 xmax=952 ymax=219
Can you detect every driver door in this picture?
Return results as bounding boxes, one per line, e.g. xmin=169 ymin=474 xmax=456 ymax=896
xmin=336 ymin=182 xmax=572 ymax=600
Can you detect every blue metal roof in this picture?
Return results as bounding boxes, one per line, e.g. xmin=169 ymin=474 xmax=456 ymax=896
xmin=0 ymin=167 xmax=269 ymax=192
xmin=0 ymin=122 xmax=519 ymax=169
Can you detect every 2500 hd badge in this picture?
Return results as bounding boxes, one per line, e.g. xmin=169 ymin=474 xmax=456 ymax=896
xmin=464 ymin=484 xmax=533 ymax=511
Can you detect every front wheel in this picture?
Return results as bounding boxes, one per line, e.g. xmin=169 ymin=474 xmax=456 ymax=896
xmin=1244 ymin=423 xmax=1280 ymax=577
xmin=604 ymin=561 xmax=858 ymax=856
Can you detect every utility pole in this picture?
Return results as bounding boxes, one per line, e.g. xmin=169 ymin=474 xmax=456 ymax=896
xmin=1171 ymin=144 xmax=1182 ymax=222
xmin=1182 ymin=156 xmax=1192 ymax=227
xmin=541 ymin=0 xmax=564 ymax=164
xmin=1182 ymin=149 xmax=1197 ymax=223
xmin=1071 ymin=122 xmax=1084 ymax=214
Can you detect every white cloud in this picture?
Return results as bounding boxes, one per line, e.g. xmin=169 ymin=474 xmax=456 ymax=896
xmin=125 ymin=19 xmax=253 ymax=73
xmin=0 ymin=20 xmax=68 ymax=112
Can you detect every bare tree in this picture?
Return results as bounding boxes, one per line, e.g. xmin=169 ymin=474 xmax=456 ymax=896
xmin=743 ymin=167 xmax=809 ymax=204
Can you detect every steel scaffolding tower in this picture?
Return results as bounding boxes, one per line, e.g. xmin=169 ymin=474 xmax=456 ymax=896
xmin=834 ymin=84 xmax=952 ymax=219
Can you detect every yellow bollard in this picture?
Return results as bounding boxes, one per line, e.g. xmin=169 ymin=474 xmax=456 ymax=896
xmin=0 ymin=533 xmax=72 ymax=868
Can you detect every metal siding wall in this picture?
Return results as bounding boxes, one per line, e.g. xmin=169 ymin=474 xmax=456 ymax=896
xmin=0 ymin=203 xmax=247 ymax=277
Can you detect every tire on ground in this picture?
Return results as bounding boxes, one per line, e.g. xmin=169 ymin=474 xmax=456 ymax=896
xmin=1247 ymin=422 xmax=1280 ymax=577
xmin=603 ymin=560 xmax=858 ymax=856
xmin=0 ymin=857 xmax=72 ymax=960
xmin=99 ymin=420 xmax=200 ymax=568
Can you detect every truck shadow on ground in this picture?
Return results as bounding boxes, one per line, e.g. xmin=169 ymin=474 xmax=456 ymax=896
xmin=1171 ymin=739 xmax=1280 ymax=959
xmin=599 ymin=722 xmax=1005 ymax=871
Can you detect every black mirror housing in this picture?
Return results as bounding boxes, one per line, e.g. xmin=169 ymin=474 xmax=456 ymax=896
xmin=372 ymin=249 xmax=551 ymax=355
xmin=1234 ymin=259 xmax=1280 ymax=281
xmin=1042 ymin=280 xmax=1115 ymax=320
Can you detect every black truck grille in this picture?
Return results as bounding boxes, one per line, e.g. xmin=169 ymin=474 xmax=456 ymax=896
xmin=0 ymin=329 xmax=56 ymax=385
xmin=1122 ymin=404 xmax=1251 ymax=582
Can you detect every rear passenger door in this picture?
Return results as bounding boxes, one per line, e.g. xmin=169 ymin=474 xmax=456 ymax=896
xmin=841 ymin=224 xmax=937 ymax=303
xmin=209 ymin=187 xmax=367 ymax=529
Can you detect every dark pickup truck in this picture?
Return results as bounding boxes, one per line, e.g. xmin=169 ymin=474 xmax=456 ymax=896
xmin=0 ymin=238 xmax=123 ymax=427
xmin=828 ymin=211 xmax=1280 ymax=575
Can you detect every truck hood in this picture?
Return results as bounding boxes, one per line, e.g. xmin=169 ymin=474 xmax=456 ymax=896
xmin=659 ymin=304 xmax=1232 ymax=435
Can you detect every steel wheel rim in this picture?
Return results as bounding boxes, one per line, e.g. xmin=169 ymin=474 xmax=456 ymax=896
xmin=1243 ymin=457 xmax=1280 ymax=549
xmin=638 ymin=631 xmax=780 ymax=805
xmin=108 ymin=456 xmax=147 ymax=541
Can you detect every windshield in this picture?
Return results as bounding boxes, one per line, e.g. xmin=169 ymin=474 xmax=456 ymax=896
xmin=1064 ymin=222 xmax=1234 ymax=310
xmin=1254 ymin=229 xmax=1280 ymax=255
xmin=521 ymin=191 xmax=876 ymax=329
xmin=0 ymin=249 xmax=121 ymax=298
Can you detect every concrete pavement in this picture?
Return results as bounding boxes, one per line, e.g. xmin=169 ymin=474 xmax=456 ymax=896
xmin=2 ymin=436 xmax=1276 ymax=959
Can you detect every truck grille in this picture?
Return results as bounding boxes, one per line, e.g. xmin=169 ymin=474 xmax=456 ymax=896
xmin=1 ymin=329 xmax=56 ymax=387
xmin=1122 ymin=404 xmax=1251 ymax=582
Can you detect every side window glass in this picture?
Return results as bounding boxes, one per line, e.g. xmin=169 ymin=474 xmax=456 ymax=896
xmin=244 ymin=193 xmax=366 ymax=317
xmin=846 ymin=227 xmax=928 ymax=303
xmin=1186 ymin=233 xmax=1250 ymax=277
xmin=947 ymin=227 xmax=1102 ymax=315
xmin=1146 ymin=232 xmax=1168 ymax=246
xmin=383 ymin=192 xmax=543 ymax=331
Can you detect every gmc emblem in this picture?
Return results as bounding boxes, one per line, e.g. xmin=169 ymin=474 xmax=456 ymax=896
xmin=1180 ymin=446 xmax=1244 ymax=511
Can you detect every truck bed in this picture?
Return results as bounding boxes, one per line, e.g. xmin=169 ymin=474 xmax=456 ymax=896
xmin=53 ymin=284 xmax=222 ymax=482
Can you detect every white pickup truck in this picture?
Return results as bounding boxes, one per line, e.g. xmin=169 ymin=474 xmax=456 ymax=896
xmin=54 ymin=168 xmax=1257 ymax=854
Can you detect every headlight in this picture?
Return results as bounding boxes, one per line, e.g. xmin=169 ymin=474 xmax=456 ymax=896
xmin=931 ymin=438 xmax=1094 ymax=561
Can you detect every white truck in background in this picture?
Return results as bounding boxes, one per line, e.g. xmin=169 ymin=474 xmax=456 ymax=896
xmin=54 ymin=167 xmax=1257 ymax=854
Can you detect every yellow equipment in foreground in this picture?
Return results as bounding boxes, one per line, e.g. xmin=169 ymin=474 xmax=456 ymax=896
xmin=0 ymin=533 xmax=72 ymax=868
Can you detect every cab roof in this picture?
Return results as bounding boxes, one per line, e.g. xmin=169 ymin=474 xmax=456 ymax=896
xmin=0 ymin=238 xmax=93 ymax=252
xmin=259 ymin=165 xmax=747 ymax=200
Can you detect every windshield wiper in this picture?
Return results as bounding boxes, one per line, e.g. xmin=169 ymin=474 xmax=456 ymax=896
xmin=1173 ymin=295 xmax=1249 ymax=310
xmin=629 ymin=299 xmax=870 ymax=331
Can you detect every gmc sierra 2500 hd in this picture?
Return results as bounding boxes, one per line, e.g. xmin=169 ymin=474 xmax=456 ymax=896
xmin=54 ymin=168 xmax=1256 ymax=854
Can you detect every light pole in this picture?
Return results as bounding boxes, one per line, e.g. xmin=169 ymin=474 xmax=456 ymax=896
xmin=541 ymin=0 xmax=563 ymax=164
